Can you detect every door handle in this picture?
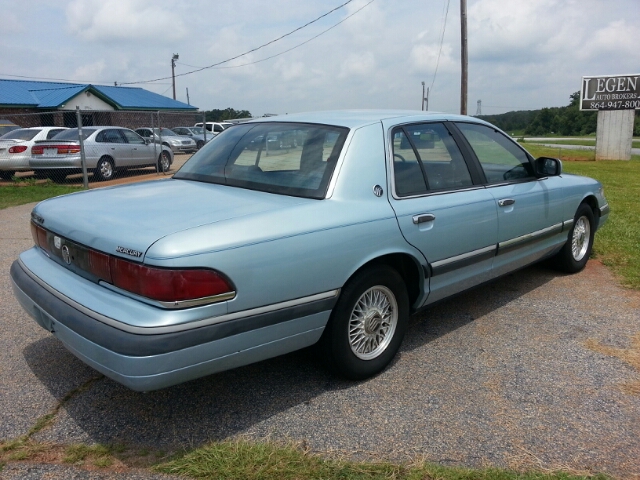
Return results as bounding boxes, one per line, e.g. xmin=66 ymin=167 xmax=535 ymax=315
xmin=498 ymin=198 xmax=515 ymax=207
xmin=412 ymin=213 xmax=436 ymax=224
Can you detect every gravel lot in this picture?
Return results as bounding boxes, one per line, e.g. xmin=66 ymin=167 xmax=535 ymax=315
xmin=1 ymin=196 xmax=639 ymax=479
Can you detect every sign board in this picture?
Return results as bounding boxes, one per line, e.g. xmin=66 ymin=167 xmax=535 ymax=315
xmin=580 ymin=74 xmax=640 ymax=111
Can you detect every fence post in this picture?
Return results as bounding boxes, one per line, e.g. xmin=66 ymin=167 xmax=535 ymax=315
xmin=202 ymin=112 xmax=207 ymax=143
xmin=75 ymin=107 xmax=89 ymax=189
xmin=157 ymin=111 xmax=164 ymax=173
xmin=151 ymin=112 xmax=158 ymax=173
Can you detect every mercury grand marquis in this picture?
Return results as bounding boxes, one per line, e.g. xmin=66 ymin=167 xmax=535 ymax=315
xmin=10 ymin=110 xmax=609 ymax=391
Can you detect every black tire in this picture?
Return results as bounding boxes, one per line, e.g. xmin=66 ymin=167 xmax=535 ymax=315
xmin=554 ymin=203 xmax=595 ymax=273
xmin=321 ymin=265 xmax=409 ymax=379
xmin=196 ymin=140 xmax=204 ymax=149
xmin=158 ymin=151 xmax=171 ymax=173
xmin=0 ymin=170 xmax=16 ymax=180
xmin=95 ymin=157 xmax=114 ymax=181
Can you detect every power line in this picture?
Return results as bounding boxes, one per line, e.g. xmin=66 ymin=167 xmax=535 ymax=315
xmin=429 ymin=0 xmax=451 ymax=93
xmin=174 ymin=0 xmax=375 ymax=72
xmin=119 ymin=0 xmax=358 ymax=86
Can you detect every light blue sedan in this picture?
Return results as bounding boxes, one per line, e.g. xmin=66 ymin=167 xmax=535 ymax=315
xmin=10 ymin=111 xmax=609 ymax=391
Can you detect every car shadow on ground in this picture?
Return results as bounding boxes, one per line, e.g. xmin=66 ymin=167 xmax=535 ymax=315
xmin=21 ymin=262 xmax=558 ymax=452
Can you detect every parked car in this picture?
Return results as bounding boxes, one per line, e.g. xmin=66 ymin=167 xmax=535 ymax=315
xmin=171 ymin=126 xmax=213 ymax=149
xmin=194 ymin=121 xmax=233 ymax=135
xmin=0 ymin=119 xmax=20 ymax=137
xmin=29 ymin=126 xmax=173 ymax=181
xmin=135 ymin=127 xmax=197 ymax=154
xmin=0 ymin=127 xmax=67 ymax=179
xmin=11 ymin=111 xmax=609 ymax=391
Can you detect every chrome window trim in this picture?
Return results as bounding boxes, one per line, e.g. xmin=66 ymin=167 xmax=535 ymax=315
xmin=18 ymin=258 xmax=339 ymax=335
xmin=498 ymin=222 xmax=563 ymax=250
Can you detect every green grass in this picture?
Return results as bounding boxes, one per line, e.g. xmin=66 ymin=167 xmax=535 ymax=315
xmin=155 ymin=439 xmax=609 ymax=480
xmin=0 ymin=181 xmax=82 ymax=209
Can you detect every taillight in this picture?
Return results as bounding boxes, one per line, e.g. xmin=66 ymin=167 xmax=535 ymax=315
xmin=30 ymin=223 xmax=234 ymax=307
xmin=31 ymin=222 xmax=51 ymax=253
xmin=8 ymin=145 xmax=28 ymax=154
xmin=109 ymin=257 xmax=233 ymax=303
xmin=31 ymin=144 xmax=80 ymax=155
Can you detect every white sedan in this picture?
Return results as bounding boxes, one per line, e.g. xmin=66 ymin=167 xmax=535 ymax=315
xmin=0 ymin=127 xmax=67 ymax=179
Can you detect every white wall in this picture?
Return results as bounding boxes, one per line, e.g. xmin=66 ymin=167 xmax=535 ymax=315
xmin=59 ymin=91 xmax=114 ymax=111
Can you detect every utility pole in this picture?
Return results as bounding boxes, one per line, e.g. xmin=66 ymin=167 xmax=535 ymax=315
xmin=460 ymin=0 xmax=468 ymax=115
xmin=422 ymin=82 xmax=425 ymax=110
xmin=171 ymin=53 xmax=179 ymax=100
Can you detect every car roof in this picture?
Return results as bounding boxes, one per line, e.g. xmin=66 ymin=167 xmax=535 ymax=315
xmin=246 ymin=110 xmax=488 ymax=129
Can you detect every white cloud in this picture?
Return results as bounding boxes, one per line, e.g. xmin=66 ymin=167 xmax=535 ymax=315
xmin=65 ymin=0 xmax=187 ymax=42
xmin=339 ymin=52 xmax=376 ymax=78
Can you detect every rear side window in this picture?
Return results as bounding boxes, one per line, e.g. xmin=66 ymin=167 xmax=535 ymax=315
xmin=455 ymin=123 xmax=533 ymax=183
xmin=392 ymin=123 xmax=473 ymax=197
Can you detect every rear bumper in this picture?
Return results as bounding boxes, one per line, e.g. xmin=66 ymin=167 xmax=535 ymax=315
xmin=11 ymin=259 xmax=333 ymax=391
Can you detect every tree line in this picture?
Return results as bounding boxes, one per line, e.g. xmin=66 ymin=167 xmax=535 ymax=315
xmin=202 ymin=108 xmax=252 ymax=122
xmin=478 ymin=92 xmax=640 ymax=136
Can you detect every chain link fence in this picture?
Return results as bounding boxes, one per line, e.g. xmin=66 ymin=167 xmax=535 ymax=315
xmin=1 ymin=109 xmax=209 ymax=185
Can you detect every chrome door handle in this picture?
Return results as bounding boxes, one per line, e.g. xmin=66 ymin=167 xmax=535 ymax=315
xmin=412 ymin=213 xmax=436 ymax=224
xmin=498 ymin=198 xmax=515 ymax=207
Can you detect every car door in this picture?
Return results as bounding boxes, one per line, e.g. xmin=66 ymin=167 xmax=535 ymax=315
xmin=452 ymin=122 xmax=565 ymax=277
xmin=120 ymin=129 xmax=152 ymax=166
xmin=384 ymin=121 xmax=498 ymax=305
xmin=95 ymin=129 xmax=131 ymax=166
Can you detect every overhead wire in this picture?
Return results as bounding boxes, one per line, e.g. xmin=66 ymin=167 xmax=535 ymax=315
xmin=175 ymin=0 xmax=374 ymax=71
xmin=119 ymin=0 xmax=359 ymax=85
xmin=429 ymin=0 xmax=451 ymax=94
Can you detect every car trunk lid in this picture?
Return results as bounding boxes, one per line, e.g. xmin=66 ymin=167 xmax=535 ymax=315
xmin=31 ymin=178 xmax=308 ymax=260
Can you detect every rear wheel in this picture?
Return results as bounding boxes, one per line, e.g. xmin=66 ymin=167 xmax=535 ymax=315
xmin=95 ymin=157 xmax=114 ymax=181
xmin=158 ymin=151 xmax=171 ymax=173
xmin=554 ymin=203 xmax=595 ymax=273
xmin=321 ymin=265 xmax=409 ymax=379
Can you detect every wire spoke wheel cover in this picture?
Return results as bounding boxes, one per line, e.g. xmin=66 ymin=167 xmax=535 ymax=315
xmin=349 ymin=285 xmax=398 ymax=360
xmin=571 ymin=215 xmax=591 ymax=262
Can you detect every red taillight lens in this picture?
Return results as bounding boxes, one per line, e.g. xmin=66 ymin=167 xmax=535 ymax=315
xmin=109 ymin=257 xmax=233 ymax=303
xmin=9 ymin=145 xmax=28 ymax=154
xmin=89 ymin=249 xmax=112 ymax=284
xmin=31 ymin=222 xmax=51 ymax=253
xmin=32 ymin=145 xmax=43 ymax=155
xmin=57 ymin=145 xmax=81 ymax=154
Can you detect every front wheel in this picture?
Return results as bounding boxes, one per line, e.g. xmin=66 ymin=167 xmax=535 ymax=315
xmin=554 ymin=203 xmax=595 ymax=273
xmin=321 ymin=265 xmax=409 ymax=379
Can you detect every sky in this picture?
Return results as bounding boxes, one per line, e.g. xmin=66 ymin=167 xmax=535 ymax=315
xmin=1 ymin=0 xmax=639 ymax=117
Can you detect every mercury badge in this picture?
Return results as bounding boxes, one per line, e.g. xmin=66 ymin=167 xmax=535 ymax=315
xmin=61 ymin=245 xmax=71 ymax=265
xmin=373 ymin=185 xmax=384 ymax=197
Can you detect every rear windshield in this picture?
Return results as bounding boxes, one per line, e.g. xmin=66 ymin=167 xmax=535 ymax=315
xmin=51 ymin=128 xmax=97 ymax=141
xmin=0 ymin=128 xmax=40 ymax=141
xmin=174 ymin=122 xmax=349 ymax=199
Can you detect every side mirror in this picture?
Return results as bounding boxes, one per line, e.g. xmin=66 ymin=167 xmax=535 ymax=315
xmin=535 ymin=157 xmax=562 ymax=177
